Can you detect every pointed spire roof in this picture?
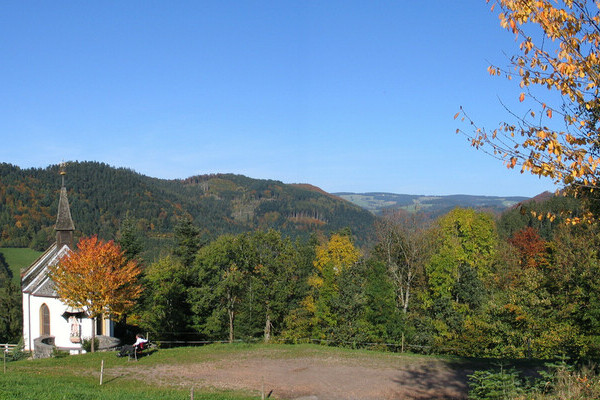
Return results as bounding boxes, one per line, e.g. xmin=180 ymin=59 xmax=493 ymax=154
xmin=55 ymin=163 xmax=75 ymax=232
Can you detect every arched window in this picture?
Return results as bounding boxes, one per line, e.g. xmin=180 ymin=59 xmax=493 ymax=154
xmin=40 ymin=304 xmax=50 ymax=336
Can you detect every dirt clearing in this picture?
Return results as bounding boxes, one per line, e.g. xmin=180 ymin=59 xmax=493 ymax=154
xmin=108 ymin=346 xmax=473 ymax=399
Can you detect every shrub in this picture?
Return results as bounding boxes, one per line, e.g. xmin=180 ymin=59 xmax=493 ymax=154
xmin=6 ymin=338 xmax=28 ymax=362
xmin=81 ymin=338 xmax=99 ymax=353
xmin=52 ymin=348 xmax=69 ymax=358
xmin=468 ymin=364 xmax=525 ymax=400
xmin=469 ymin=358 xmax=600 ymax=400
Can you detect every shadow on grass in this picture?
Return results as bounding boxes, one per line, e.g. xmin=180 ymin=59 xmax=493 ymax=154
xmin=103 ymin=371 xmax=133 ymax=385
xmin=390 ymin=360 xmax=472 ymax=399
xmin=389 ymin=356 xmax=552 ymax=400
xmin=134 ymin=348 xmax=159 ymax=360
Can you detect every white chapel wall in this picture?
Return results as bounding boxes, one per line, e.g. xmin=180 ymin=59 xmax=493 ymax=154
xmin=22 ymin=292 xmax=109 ymax=352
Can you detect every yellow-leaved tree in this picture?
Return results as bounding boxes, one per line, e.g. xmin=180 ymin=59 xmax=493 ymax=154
xmin=457 ymin=0 xmax=600 ymax=203
xmin=49 ymin=235 xmax=143 ymax=352
xmin=311 ymin=233 xmax=361 ymax=286
xmin=303 ymin=233 xmax=361 ymax=338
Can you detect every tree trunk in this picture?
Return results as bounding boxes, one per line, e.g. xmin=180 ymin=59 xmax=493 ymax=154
xmin=264 ymin=309 xmax=271 ymax=343
xmin=91 ymin=316 xmax=96 ymax=353
xmin=228 ymin=309 xmax=234 ymax=344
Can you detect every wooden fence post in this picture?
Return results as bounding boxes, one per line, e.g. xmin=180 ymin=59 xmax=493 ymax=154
xmin=100 ymin=359 xmax=104 ymax=385
xmin=401 ymin=332 xmax=405 ymax=353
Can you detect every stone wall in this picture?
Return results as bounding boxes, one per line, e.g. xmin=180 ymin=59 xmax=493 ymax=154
xmin=32 ymin=334 xmax=121 ymax=358
xmin=33 ymin=335 xmax=55 ymax=359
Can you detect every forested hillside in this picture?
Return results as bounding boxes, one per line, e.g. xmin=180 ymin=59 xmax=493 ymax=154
xmin=128 ymin=192 xmax=600 ymax=365
xmin=0 ymin=162 xmax=376 ymax=252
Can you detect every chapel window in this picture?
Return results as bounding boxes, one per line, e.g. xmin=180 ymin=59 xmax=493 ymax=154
xmin=40 ymin=304 xmax=50 ymax=336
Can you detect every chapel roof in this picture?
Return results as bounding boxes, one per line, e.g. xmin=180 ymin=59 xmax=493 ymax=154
xmin=21 ymin=243 xmax=60 ymax=296
xmin=55 ymin=166 xmax=75 ymax=232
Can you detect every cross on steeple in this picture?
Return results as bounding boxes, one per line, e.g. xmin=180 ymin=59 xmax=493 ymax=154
xmin=59 ymin=161 xmax=66 ymax=188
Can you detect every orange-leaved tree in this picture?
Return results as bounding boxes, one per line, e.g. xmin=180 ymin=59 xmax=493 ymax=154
xmin=48 ymin=235 xmax=143 ymax=352
xmin=457 ymin=0 xmax=600 ymax=197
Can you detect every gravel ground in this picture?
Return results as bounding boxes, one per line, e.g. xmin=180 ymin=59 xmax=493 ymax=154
xmin=108 ymin=349 xmax=472 ymax=399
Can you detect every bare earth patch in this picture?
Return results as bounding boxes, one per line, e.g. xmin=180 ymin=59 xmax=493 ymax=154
xmin=108 ymin=347 xmax=471 ymax=399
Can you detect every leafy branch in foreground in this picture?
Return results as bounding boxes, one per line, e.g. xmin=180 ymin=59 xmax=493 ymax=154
xmin=457 ymin=0 xmax=600 ymax=193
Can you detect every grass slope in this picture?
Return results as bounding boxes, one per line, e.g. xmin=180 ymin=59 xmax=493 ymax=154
xmin=1 ymin=346 xmax=260 ymax=400
xmin=0 ymin=247 xmax=42 ymax=284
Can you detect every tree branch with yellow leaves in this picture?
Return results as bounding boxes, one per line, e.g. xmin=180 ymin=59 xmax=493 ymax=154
xmin=457 ymin=0 xmax=600 ymax=192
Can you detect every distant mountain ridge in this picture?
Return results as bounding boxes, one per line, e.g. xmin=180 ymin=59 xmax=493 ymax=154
xmin=335 ymin=192 xmax=530 ymax=216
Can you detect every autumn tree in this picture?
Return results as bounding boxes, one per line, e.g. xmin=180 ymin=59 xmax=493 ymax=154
xmin=508 ymin=226 xmax=548 ymax=269
xmin=304 ymin=232 xmax=361 ymax=339
xmin=49 ymin=236 xmax=143 ymax=351
xmin=457 ymin=0 xmax=600 ymax=197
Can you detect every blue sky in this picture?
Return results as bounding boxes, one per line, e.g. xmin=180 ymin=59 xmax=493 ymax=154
xmin=0 ymin=1 xmax=558 ymax=197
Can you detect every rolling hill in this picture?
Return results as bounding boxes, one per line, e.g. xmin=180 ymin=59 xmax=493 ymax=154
xmin=0 ymin=162 xmax=376 ymax=253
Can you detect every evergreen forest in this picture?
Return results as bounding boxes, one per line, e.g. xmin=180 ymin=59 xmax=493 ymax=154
xmin=0 ymin=162 xmax=376 ymax=255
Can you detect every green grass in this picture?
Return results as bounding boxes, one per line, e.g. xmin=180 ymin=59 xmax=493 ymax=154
xmin=0 ymin=373 xmax=255 ymax=400
xmin=1 ymin=348 xmax=259 ymax=400
xmin=0 ymin=247 xmax=43 ymax=283
xmin=0 ymin=373 xmax=197 ymax=400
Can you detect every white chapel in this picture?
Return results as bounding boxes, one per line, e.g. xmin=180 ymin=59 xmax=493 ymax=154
xmin=21 ymin=168 xmax=116 ymax=356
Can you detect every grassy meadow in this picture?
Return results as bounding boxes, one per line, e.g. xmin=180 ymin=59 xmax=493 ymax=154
xmin=0 ymin=247 xmax=42 ymax=283
xmin=0 ymin=344 xmax=265 ymax=400
xmin=0 ymin=343 xmax=473 ymax=400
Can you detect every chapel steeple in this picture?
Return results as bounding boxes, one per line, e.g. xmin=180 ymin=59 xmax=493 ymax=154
xmin=55 ymin=163 xmax=75 ymax=249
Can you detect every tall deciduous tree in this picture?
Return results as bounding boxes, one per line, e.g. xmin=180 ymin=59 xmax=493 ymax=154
xmin=305 ymin=233 xmax=361 ymax=339
xmin=375 ymin=210 xmax=432 ymax=314
xmin=250 ymin=230 xmax=301 ymax=343
xmin=457 ymin=0 xmax=600 ymax=196
xmin=425 ymin=209 xmax=497 ymax=346
xmin=138 ymin=256 xmax=190 ymax=340
xmin=49 ymin=236 xmax=143 ymax=351
xmin=427 ymin=209 xmax=497 ymax=303
xmin=190 ymin=234 xmax=250 ymax=343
